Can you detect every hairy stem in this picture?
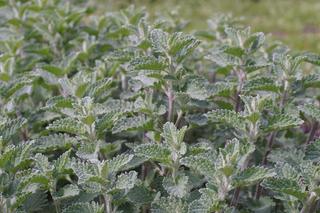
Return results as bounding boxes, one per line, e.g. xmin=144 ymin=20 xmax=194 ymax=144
xmin=231 ymin=187 xmax=241 ymax=207
xmin=300 ymin=192 xmax=318 ymax=213
xmin=255 ymin=85 xmax=288 ymax=200
xmin=175 ymin=110 xmax=183 ymax=127
xmin=306 ymin=121 xmax=319 ymax=145
xmin=234 ymin=69 xmax=246 ymax=112
xmin=254 ymin=131 xmax=276 ymax=200
xmin=231 ymin=156 xmax=250 ymax=207
xmin=104 ymin=195 xmax=112 ymax=213
xmin=166 ymin=83 xmax=175 ymax=122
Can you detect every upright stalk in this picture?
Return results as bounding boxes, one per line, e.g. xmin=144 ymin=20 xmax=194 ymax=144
xmin=300 ymin=192 xmax=318 ymax=213
xmin=305 ymin=121 xmax=319 ymax=144
xmin=166 ymin=83 xmax=174 ymax=122
xmin=255 ymin=81 xmax=288 ymax=200
xmin=230 ymin=68 xmax=247 ymax=207
xmin=234 ymin=69 xmax=246 ymax=112
xmin=104 ymin=195 xmax=112 ymax=213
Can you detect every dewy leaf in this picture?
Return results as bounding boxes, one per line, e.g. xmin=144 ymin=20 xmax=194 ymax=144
xmin=112 ymin=114 xmax=150 ymax=134
xmin=233 ymin=166 xmax=275 ymax=187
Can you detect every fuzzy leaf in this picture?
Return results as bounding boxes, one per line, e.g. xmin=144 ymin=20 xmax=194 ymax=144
xmin=163 ymin=175 xmax=189 ymax=198
xmin=263 ymin=113 xmax=303 ymax=132
xmin=112 ymin=114 xmax=150 ymax=134
xmin=261 ymin=178 xmax=307 ymax=200
xmin=233 ymin=167 xmax=275 ymax=187
xmin=299 ymin=104 xmax=320 ymax=121
xmin=206 ymin=109 xmax=245 ymax=131
xmin=46 ymin=118 xmax=87 ymax=135
xmin=62 ymin=202 xmax=104 ymax=213
xmin=134 ymin=143 xmax=171 ymax=164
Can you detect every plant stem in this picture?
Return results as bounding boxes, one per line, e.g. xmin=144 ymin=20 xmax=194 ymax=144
xmin=175 ymin=110 xmax=183 ymax=127
xmin=234 ymin=69 xmax=245 ymax=112
xmin=231 ymin=156 xmax=250 ymax=207
xmin=104 ymin=195 xmax=112 ymax=213
xmin=300 ymin=192 xmax=318 ymax=213
xmin=166 ymin=83 xmax=174 ymax=122
xmin=306 ymin=121 xmax=319 ymax=145
xmin=231 ymin=187 xmax=241 ymax=207
xmin=255 ymin=85 xmax=288 ymax=200
xmin=254 ymin=131 xmax=276 ymax=200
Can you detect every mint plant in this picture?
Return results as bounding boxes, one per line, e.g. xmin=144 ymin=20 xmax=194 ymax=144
xmin=1 ymin=1 xmax=320 ymax=212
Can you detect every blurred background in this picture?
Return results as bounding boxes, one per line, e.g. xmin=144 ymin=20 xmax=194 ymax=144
xmin=97 ymin=0 xmax=320 ymax=52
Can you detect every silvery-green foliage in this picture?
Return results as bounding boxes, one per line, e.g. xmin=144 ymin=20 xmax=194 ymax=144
xmin=0 ymin=1 xmax=320 ymax=213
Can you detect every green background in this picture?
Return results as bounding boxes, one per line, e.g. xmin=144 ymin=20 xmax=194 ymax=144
xmin=97 ymin=0 xmax=320 ymax=52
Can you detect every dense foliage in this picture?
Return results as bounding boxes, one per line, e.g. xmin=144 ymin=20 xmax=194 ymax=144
xmin=1 ymin=1 xmax=320 ymax=212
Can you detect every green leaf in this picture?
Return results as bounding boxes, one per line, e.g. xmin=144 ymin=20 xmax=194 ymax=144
xmin=305 ymin=140 xmax=320 ymax=162
xmin=168 ymin=32 xmax=200 ymax=62
xmin=0 ymin=117 xmax=26 ymax=141
xmin=149 ymin=29 xmax=168 ymax=54
xmin=180 ymin=156 xmax=215 ymax=179
xmin=127 ymin=184 xmax=155 ymax=205
xmin=163 ymin=175 xmax=189 ymax=198
xmin=206 ymin=52 xmax=240 ymax=67
xmin=233 ymin=167 xmax=275 ymax=187
xmin=161 ymin=122 xmax=187 ymax=147
xmin=41 ymin=65 xmax=65 ymax=77
xmin=263 ymin=113 xmax=303 ymax=132
xmin=62 ymin=202 xmax=104 ymax=213
xmin=151 ymin=197 xmax=188 ymax=213
xmin=46 ymin=118 xmax=87 ymax=135
xmin=32 ymin=134 xmax=78 ymax=152
xmin=134 ymin=143 xmax=171 ymax=164
xmin=18 ymin=174 xmax=50 ymax=191
xmin=84 ymin=78 xmax=113 ymax=98
xmin=299 ymin=104 xmax=320 ymax=121
xmin=242 ymin=77 xmax=280 ymax=93
xmin=244 ymin=32 xmax=265 ymax=52
xmin=112 ymin=114 xmax=150 ymax=134
xmin=53 ymin=184 xmax=80 ymax=201
xmin=116 ymin=171 xmax=138 ymax=190
xmin=206 ymin=109 xmax=245 ymax=131
xmin=129 ymin=56 xmax=168 ymax=71
xmin=261 ymin=178 xmax=307 ymax=201
xmin=107 ymin=153 xmax=134 ymax=174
